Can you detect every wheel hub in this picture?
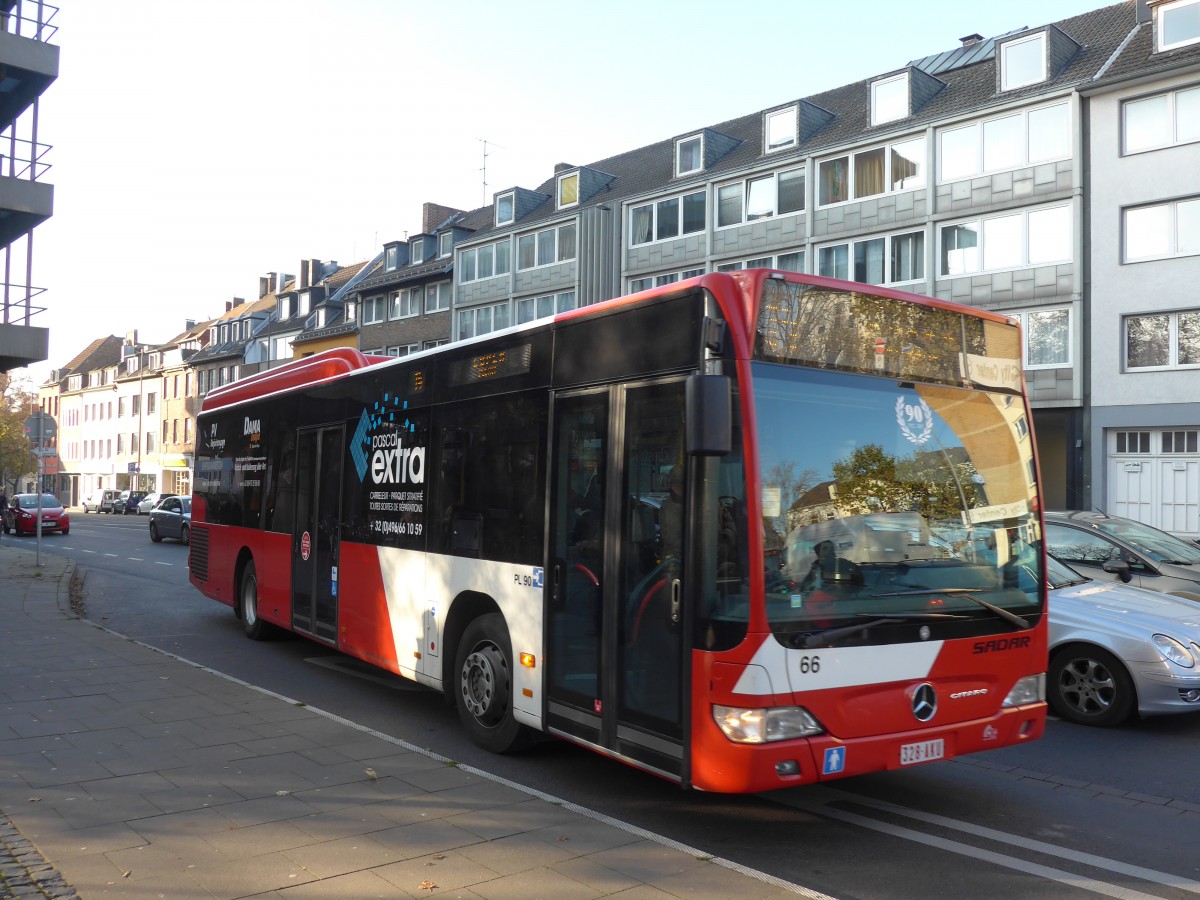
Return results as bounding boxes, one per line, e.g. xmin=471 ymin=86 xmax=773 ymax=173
xmin=461 ymin=645 xmax=508 ymax=722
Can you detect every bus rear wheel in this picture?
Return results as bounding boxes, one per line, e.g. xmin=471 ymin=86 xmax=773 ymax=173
xmin=240 ymin=560 xmax=271 ymax=641
xmin=454 ymin=613 xmax=530 ymax=753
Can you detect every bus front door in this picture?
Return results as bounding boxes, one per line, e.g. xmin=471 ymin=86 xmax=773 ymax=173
xmin=547 ymin=382 xmax=688 ymax=782
xmin=292 ymin=425 xmax=343 ymax=643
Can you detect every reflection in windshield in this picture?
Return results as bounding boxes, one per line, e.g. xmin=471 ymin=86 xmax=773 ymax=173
xmin=753 ymin=363 xmax=1042 ymax=643
xmin=1092 ymin=518 xmax=1200 ymax=565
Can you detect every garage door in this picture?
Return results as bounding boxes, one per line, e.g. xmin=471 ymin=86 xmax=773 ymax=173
xmin=1108 ymin=429 xmax=1200 ymax=536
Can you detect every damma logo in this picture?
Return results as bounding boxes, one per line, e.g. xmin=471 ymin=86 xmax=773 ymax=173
xmin=350 ymin=394 xmax=425 ymax=485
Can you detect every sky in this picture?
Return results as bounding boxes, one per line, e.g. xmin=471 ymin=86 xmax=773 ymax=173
xmin=16 ymin=0 xmax=1109 ymax=385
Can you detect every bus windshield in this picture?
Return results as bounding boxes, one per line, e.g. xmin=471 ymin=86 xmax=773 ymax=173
xmin=750 ymin=279 xmax=1043 ymax=646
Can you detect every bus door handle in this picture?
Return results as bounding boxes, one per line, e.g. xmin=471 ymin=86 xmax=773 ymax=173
xmin=552 ymin=561 xmax=564 ymax=607
xmin=670 ymin=578 xmax=682 ymax=625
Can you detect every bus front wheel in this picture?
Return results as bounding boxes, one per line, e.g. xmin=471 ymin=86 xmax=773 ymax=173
xmin=240 ymin=560 xmax=271 ymax=641
xmin=454 ymin=613 xmax=530 ymax=753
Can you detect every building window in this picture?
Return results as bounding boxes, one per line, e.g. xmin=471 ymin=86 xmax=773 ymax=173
xmin=389 ymin=288 xmax=420 ymax=319
xmin=715 ymin=167 xmax=806 ymax=227
xmin=1000 ymin=33 xmax=1047 ymax=91
xmin=516 ymin=291 xmax=577 ymax=325
xmin=818 ymin=137 xmax=924 ymax=206
xmin=424 ymin=339 xmax=449 ymax=350
xmin=629 ymin=190 xmax=707 ymax=246
xmin=516 ymin=224 xmax=577 ymax=271
xmin=1163 ymin=430 xmax=1199 ymax=453
xmin=411 ymin=240 xmax=425 ymax=265
xmin=146 ymin=392 xmax=156 ymax=414
xmin=146 ymin=433 xmax=156 ymax=454
xmin=387 ymin=344 xmax=420 ymax=357
xmin=457 ymin=301 xmax=511 ymax=340
xmin=818 ymin=230 xmax=924 ymax=285
xmin=765 ymin=106 xmax=797 ymax=151
xmin=438 ymin=232 xmax=452 ymax=257
xmin=495 ymin=192 xmax=515 ymax=226
xmin=362 ymin=295 xmax=386 ymax=325
xmin=1123 ymin=85 xmax=1200 ymax=154
xmin=939 ymin=203 xmax=1071 ymax=276
xmin=557 ymin=172 xmax=579 ymax=209
xmin=676 ymin=135 xmax=703 ymax=176
xmin=385 ymin=245 xmax=400 ymax=271
xmin=1007 ymin=307 xmax=1072 ymax=368
xmin=184 ymin=419 xmax=191 ymax=444
xmin=117 ymin=434 xmax=124 ymax=455
xmin=1115 ymin=431 xmax=1151 ymax=453
xmin=1159 ymin=0 xmax=1200 ymax=51
xmin=425 ymin=281 xmax=451 ymax=313
xmin=1124 ymin=309 xmax=1200 ymax=369
xmin=1123 ymin=198 xmax=1200 ymax=261
xmin=871 ymin=74 xmax=908 ymax=125
xmin=939 ymin=102 xmax=1069 ymax=182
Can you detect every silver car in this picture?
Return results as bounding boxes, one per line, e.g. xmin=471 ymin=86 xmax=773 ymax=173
xmin=148 ymin=495 xmax=191 ymax=545
xmin=1047 ymin=554 xmax=1200 ymax=726
xmin=1044 ymin=511 xmax=1200 ymax=602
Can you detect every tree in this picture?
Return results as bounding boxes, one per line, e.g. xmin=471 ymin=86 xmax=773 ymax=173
xmin=0 ymin=373 xmax=37 ymax=495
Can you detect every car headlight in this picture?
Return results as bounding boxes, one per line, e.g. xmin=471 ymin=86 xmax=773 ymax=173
xmin=1153 ymin=634 xmax=1195 ymax=668
xmin=712 ymin=705 xmax=824 ymax=743
xmin=1003 ymin=674 xmax=1045 ymax=706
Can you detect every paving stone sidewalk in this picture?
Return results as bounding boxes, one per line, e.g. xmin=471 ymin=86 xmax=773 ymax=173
xmin=0 ymin=541 xmax=807 ymax=899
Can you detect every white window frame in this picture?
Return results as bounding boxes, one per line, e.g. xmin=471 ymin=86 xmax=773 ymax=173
xmin=675 ymin=134 xmax=703 ymax=177
xmin=1122 ymin=84 xmax=1200 ymax=154
xmin=871 ymin=74 xmax=909 ymax=126
xmin=425 ymin=281 xmax=451 ymax=313
xmin=816 ymin=229 xmax=925 ymax=286
xmin=628 ymin=189 xmax=708 ymax=246
xmin=1000 ymin=32 xmax=1047 ymax=91
xmin=495 ymin=192 xmax=515 ymax=226
xmin=557 ymin=171 xmax=580 ymax=210
xmin=515 ymin=291 xmax=578 ymax=325
xmin=515 ymin=224 xmax=577 ymax=271
xmin=715 ymin=167 xmax=807 ymax=228
xmin=1123 ymin=308 xmax=1200 ymax=370
xmin=438 ymin=232 xmax=452 ymax=258
xmin=387 ymin=344 xmax=420 ymax=357
xmin=765 ymin=106 xmax=798 ymax=152
xmin=817 ymin=137 xmax=925 ymax=208
xmin=410 ymin=240 xmax=425 ymax=266
xmin=362 ymin=295 xmax=386 ymax=325
xmin=1122 ymin=197 xmax=1200 ymax=262
xmin=1009 ymin=306 xmax=1073 ymax=369
xmin=385 ymin=245 xmax=400 ymax=271
xmin=456 ymin=300 xmax=511 ymax=340
xmin=389 ymin=288 xmax=420 ymax=320
xmin=1159 ymin=0 xmax=1200 ymax=51
xmin=937 ymin=101 xmax=1070 ymax=183
xmin=938 ymin=203 xmax=1073 ymax=278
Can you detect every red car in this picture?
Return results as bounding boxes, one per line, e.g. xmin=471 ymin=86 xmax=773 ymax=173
xmin=2 ymin=493 xmax=70 ymax=536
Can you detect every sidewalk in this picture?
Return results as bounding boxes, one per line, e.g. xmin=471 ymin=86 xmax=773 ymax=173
xmin=0 ymin=542 xmax=806 ymax=899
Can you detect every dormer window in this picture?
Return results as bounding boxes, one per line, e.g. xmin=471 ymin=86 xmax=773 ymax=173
xmin=1000 ymin=33 xmax=1047 ymax=91
xmin=385 ymin=245 xmax=400 ymax=271
xmin=278 ymin=295 xmax=293 ymax=319
xmin=765 ymin=106 xmax=798 ymax=152
xmin=871 ymin=74 xmax=909 ymax=125
xmin=1159 ymin=0 xmax=1200 ymax=51
xmin=299 ymin=291 xmax=310 ymax=315
xmin=495 ymin=192 xmax=515 ymax=226
xmin=557 ymin=171 xmax=579 ymax=209
xmin=438 ymin=232 xmax=452 ymax=257
xmin=411 ymin=240 xmax=425 ymax=265
xmin=676 ymin=135 xmax=703 ymax=176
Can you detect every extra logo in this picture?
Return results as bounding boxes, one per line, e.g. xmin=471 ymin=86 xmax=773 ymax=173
xmin=350 ymin=393 xmax=425 ymax=486
xmin=911 ymin=683 xmax=937 ymax=722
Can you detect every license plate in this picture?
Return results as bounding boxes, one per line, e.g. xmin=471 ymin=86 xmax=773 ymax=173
xmin=900 ymin=739 xmax=944 ymax=766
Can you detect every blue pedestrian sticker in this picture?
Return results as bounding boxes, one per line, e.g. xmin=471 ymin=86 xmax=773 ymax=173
xmin=822 ymin=746 xmax=846 ymax=775
xmin=532 ymin=567 xmax=544 ymax=589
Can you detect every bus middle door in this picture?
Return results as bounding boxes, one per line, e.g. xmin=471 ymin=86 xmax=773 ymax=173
xmin=292 ymin=425 xmax=344 ymax=644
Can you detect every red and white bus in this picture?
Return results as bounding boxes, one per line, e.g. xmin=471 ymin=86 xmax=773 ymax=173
xmin=190 ymin=270 xmax=1047 ymax=793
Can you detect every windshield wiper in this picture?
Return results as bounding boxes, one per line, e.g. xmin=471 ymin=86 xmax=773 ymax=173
xmin=795 ymin=612 xmax=965 ymax=649
xmin=875 ymin=587 xmax=1030 ymax=630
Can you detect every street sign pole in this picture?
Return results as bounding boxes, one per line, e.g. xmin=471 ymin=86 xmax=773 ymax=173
xmin=35 ymin=407 xmax=43 ymax=567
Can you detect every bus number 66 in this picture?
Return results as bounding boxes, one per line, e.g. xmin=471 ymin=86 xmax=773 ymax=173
xmin=798 ymin=655 xmax=820 ymax=674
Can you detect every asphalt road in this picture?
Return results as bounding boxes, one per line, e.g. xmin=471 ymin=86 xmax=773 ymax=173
xmin=21 ymin=511 xmax=1200 ymax=899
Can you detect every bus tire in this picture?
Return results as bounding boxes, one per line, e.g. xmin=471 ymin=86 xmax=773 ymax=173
xmin=1048 ymin=645 xmax=1135 ymax=727
xmin=240 ymin=560 xmax=271 ymax=641
xmin=454 ymin=613 xmax=530 ymax=753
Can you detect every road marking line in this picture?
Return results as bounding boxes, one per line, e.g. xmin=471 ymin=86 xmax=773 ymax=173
xmin=778 ymin=785 xmax=1200 ymax=897
xmin=154 ymin=561 xmax=173 ymax=566
xmin=104 ymin=553 xmax=118 ymax=557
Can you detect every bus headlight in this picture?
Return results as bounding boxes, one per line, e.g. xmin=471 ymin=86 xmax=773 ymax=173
xmin=712 ymin=705 xmax=824 ymax=743
xmin=1153 ymin=634 xmax=1195 ymax=668
xmin=1002 ymin=674 xmax=1045 ymax=707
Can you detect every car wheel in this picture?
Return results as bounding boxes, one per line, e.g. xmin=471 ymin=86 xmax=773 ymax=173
xmin=240 ymin=560 xmax=271 ymax=640
xmin=1048 ymin=645 xmax=1136 ymax=727
xmin=180 ymin=524 xmax=190 ymax=546
xmin=149 ymin=521 xmax=162 ymax=543
xmin=60 ymin=527 xmax=68 ymax=535
xmin=453 ymin=613 xmax=532 ymax=753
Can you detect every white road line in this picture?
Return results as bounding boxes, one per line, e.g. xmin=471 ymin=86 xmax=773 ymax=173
xmin=104 ymin=553 xmax=118 ymax=557
xmin=779 ymin=785 xmax=1200 ymax=897
xmin=154 ymin=561 xmax=173 ymax=566
xmin=128 ymin=557 xmax=143 ymax=561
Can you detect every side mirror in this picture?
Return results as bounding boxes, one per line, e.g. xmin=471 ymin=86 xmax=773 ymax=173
xmin=1102 ymin=558 xmax=1133 ymax=583
xmin=686 ymin=374 xmax=731 ymax=457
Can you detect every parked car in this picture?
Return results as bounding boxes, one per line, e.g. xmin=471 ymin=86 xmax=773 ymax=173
xmin=2 ymin=493 xmax=70 ymax=536
xmin=82 ymin=488 xmax=119 ymax=514
xmin=113 ymin=490 xmax=147 ymax=515
xmin=1044 ymin=510 xmax=1200 ymax=601
xmin=1045 ymin=553 xmax=1200 ymax=726
xmin=148 ymin=495 xmax=191 ymax=545
xmin=136 ymin=492 xmax=176 ymax=515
